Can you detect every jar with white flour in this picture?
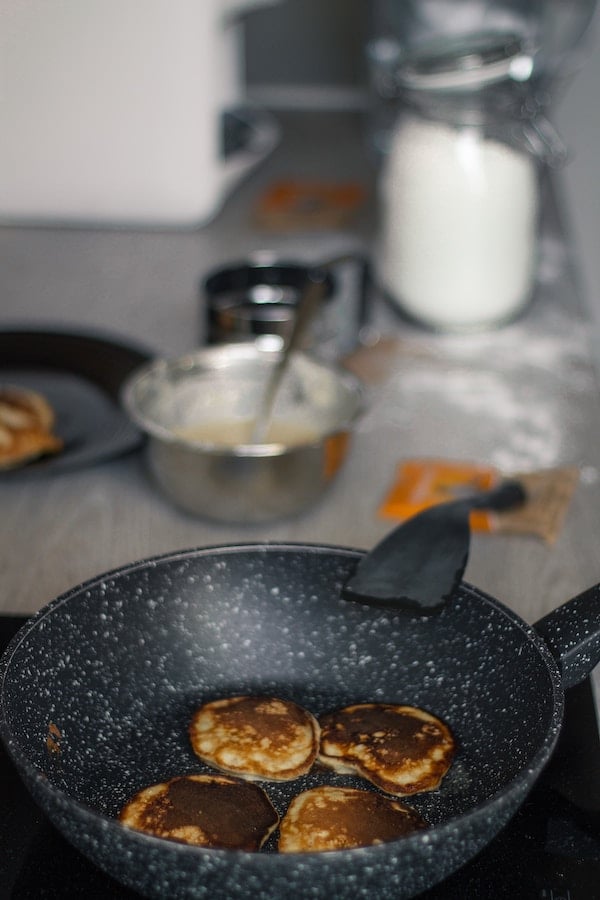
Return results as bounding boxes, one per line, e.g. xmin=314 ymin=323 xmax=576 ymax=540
xmin=373 ymin=33 xmax=564 ymax=331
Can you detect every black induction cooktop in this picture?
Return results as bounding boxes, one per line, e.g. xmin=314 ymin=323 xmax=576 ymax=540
xmin=1 ymin=615 xmax=599 ymax=899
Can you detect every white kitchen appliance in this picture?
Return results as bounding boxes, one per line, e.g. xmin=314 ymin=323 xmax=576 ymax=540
xmin=0 ymin=0 xmax=281 ymax=228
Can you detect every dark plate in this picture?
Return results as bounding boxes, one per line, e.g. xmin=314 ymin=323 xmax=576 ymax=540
xmin=0 ymin=327 xmax=155 ymax=477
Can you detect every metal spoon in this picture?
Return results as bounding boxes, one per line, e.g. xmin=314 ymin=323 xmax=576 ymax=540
xmin=342 ymin=480 xmax=527 ymax=613
xmin=250 ymin=269 xmax=328 ymax=443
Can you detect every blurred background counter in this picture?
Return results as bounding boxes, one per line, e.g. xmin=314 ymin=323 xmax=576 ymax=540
xmin=1 ymin=0 xmax=600 ymax=634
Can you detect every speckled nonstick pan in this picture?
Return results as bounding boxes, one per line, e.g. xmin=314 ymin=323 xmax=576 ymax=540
xmin=1 ymin=543 xmax=599 ymax=899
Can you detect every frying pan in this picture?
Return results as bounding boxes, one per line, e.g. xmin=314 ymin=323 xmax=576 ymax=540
xmin=1 ymin=543 xmax=599 ymax=899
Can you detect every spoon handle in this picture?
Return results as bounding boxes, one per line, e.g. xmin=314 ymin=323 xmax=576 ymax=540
xmin=250 ymin=271 xmax=327 ymax=443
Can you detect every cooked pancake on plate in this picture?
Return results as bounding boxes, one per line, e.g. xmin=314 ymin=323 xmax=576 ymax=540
xmin=189 ymin=695 xmax=320 ymax=781
xmin=119 ymin=774 xmax=279 ymax=850
xmin=0 ymin=385 xmax=63 ymax=470
xmin=318 ymin=703 xmax=455 ymax=796
xmin=278 ymin=786 xmax=427 ymax=852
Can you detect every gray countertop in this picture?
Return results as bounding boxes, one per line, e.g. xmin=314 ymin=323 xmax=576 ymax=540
xmin=1 ymin=108 xmax=600 ymax=669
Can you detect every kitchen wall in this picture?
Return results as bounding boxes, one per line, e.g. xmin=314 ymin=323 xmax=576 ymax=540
xmin=553 ymin=32 xmax=600 ymax=334
xmin=244 ymin=0 xmax=371 ymax=108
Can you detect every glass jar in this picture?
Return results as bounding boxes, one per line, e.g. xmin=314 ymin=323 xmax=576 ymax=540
xmin=371 ymin=32 xmax=565 ymax=331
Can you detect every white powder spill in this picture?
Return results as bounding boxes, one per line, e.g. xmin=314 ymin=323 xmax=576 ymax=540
xmin=359 ymin=310 xmax=598 ymax=473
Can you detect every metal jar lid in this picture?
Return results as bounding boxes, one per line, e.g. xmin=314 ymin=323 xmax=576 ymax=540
xmin=397 ymin=31 xmax=535 ymax=92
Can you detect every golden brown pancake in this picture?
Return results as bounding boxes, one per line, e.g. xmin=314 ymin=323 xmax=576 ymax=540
xmin=0 ymin=386 xmax=63 ymax=470
xmin=119 ymin=774 xmax=279 ymax=850
xmin=318 ymin=703 xmax=455 ymax=796
xmin=278 ymin=786 xmax=427 ymax=852
xmin=189 ymin=695 xmax=320 ymax=781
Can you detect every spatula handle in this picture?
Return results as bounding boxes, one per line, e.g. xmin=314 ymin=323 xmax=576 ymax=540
xmin=470 ymin=479 xmax=527 ymax=511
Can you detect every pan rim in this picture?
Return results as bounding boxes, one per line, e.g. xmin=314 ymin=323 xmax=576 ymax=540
xmin=0 ymin=542 xmax=565 ymax=866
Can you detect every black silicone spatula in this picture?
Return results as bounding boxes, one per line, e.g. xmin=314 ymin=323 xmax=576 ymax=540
xmin=343 ymin=480 xmax=526 ymax=613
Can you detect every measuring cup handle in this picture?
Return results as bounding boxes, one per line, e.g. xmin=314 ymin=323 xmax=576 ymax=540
xmin=313 ymin=252 xmax=373 ymax=330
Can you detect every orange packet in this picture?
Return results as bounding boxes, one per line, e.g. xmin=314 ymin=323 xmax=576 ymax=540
xmin=378 ymin=459 xmax=500 ymax=532
xmin=254 ymin=179 xmax=366 ymax=230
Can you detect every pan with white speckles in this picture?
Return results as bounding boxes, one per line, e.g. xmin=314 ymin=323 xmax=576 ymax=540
xmin=1 ymin=543 xmax=599 ymax=898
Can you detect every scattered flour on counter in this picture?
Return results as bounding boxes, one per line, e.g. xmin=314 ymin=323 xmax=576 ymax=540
xmin=358 ymin=316 xmax=597 ymax=474
xmin=396 ymin=367 xmax=561 ymax=471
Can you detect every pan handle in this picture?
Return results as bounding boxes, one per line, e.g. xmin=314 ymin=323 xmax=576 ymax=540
xmin=535 ymin=583 xmax=600 ymax=690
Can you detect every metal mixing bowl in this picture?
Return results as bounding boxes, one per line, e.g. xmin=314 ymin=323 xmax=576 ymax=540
xmin=121 ymin=343 xmax=364 ymax=523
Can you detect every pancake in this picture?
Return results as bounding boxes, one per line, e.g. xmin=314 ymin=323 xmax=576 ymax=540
xmin=278 ymin=786 xmax=427 ymax=852
xmin=119 ymin=774 xmax=279 ymax=850
xmin=189 ymin=695 xmax=320 ymax=781
xmin=0 ymin=385 xmax=63 ymax=470
xmin=318 ymin=703 xmax=455 ymax=796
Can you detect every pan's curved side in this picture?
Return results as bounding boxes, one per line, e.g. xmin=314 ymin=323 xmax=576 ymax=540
xmin=5 ymin=747 xmax=548 ymax=900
